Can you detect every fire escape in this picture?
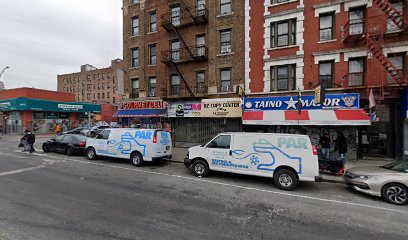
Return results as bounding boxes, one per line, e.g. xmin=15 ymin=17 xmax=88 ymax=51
xmin=342 ymin=0 xmax=408 ymax=99
xmin=160 ymin=1 xmax=208 ymax=98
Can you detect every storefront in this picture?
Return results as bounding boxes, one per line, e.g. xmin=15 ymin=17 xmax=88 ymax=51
xmin=113 ymin=100 xmax=171 ymax=131
xmin=168 ymin=98 xmax=242 ymax=147
xmin=242 ymin=93 xmax=370 ymax=160
xmin=403 ymin=90 xmax=408 ymax=156
xmin=0 ymin=97 xmax=101 ymax=134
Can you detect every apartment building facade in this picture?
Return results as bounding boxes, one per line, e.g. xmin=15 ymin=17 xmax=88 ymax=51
xmin=245 ymin=0 xmax=408 ymax=159
xmin=122 ymin=0 xmax=245 ymax=145
xmin=57 ymin=59 xmax=124 ymax=105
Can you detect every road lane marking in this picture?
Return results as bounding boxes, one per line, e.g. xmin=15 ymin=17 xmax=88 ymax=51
xmin=49 ymin=156 xmax=408 ymax=215
xmin=0 ymin=166 xmax=45 ymax=177
xmin=0 ymin=152 xmax=28 ymax=159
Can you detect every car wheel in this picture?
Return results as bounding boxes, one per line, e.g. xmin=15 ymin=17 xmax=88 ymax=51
xmin=189 ymin=159 xmax=209 ymax=177
xmin=274 ymin=169 xmax=297 ymax=191
xmin=86 ymin=147 xmax=97 ymax=160
xmin=42 ymin=145 xmax=50 ymax=153
xmin=65 ymin=147 xmax=74 ymax=156
xmin=382 ymin=183 xmax=408 ymax=205
xmin=130 ymin=152 xmax=144 ymax=167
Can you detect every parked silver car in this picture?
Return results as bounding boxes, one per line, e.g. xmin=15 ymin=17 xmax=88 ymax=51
xmin=344 ymin=161 xmax=408 ymax=205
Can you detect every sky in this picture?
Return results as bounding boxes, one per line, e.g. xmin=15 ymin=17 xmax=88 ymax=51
xmin=0 ymin=0 xmax=123 ymax=90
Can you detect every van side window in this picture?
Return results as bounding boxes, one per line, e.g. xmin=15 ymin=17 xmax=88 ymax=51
xmin=100 ymin=130 xmax=111 ymax=140
xmin=208 ymin=135 xmax=231 ymax=149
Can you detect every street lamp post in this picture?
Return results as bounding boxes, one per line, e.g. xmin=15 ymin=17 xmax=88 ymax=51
xmin=0 ymin=66 xmax=10 ymax=89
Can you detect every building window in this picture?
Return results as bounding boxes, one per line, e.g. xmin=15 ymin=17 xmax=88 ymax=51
xmin=102 ymin=83 xmax=105 ymax=90
xmin=113 ymin=97 xmax=116 ymax=104
xmin=97 ymin=83 xmax=100 ymax=90
xmin=171 ymin=5 xmax=181 ymax=26
xmin=149 ymin=12 xmax=157 ymax=32
xmin=387 ymin=53 xmax=405 ymax=84
xmin=132 ymin=48 xmax=139 ymax=67
xmin=132 ymin=16 xmax=139 ymax=36
xmin=107 ymin=82 xmax=111 ymax=89
xmin=149 ymin=44 xmax=157 ymax=65
xmin=271 ymin=19 xmax=296 ymax=48
xmin=131 ymin=78 xmax=139 ymax=98
xmin=220 ymin=0 xmax=232 ymax=15
xmin=133 ymin=0 xmax=140 ymax=4
xmin=220 ymin=68 xmax=231 ymax=92
xmin=93 ymin=84 xmax=95 ymax=90
xmin=196 ymin=34 xmax=206 ymax=56
xmin=171 ymin=40 xmax=181 ymax=61
xmin=387 ymin=1 xmax=404 ymax=32
xmin=348 ymin=58 xmax=365 ymax=86
xmin=349 ymin=7 xmax=365 ymax=35
xmin=171 ymin=75 xmax=181 ymax=95
xmin=270 ymin=64 xmax=296 ymax=91
xmin=220 ymin=29 xmax=232 ymax=54
xmin=97 ymin=93 xmax=100 ymax=99
xmin=107 ymin=92 xmax=110 ymax=98
xmin=149 ymin=77 xmax=157 ymax=97
xmin=319 ymin=61 xmax=334 ymax=88
xmin=102 ymin=93 xmax=105 ymax=99
xmin=319 ymin=13 xmax=334 ymax=41
xmin=197 ymin=0 xmax=206 ymax=15
xmin=196 ymin=72 xmax=206 ymax=93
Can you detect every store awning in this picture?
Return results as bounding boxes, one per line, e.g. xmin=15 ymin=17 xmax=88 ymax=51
xmin=243 ymin=109 xmax=371 ymax=126
xmin=112 ymin=109 xmax=167 ymax=118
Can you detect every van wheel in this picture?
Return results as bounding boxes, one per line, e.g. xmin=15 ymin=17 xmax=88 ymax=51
xmin=190 ymin=159 xmax=209 ymax=177
xmin=131 ymin=152 xmax=143 ymax=167
xmin=382 ymin=183 xmax=408 ymax=205
xmin=274 ymin=169 xmax=297 ymax=191
xmin=86 ymin=147 xmax=97 ymax=160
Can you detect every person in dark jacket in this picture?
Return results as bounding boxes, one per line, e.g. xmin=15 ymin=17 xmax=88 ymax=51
xmin=336 ymin=132 xmax=348 ymax=158
xmin=319 ymin=133 xmax=331 ymax=160
xmin=26 ymin=131 xmax=36 ymax=154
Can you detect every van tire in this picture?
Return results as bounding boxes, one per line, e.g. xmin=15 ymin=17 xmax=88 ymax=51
xmin=130 ymin=152 xmax=144 ymax=167
xmin=86 ymin=147 xmax=97 ymax=160
xmin=274 ymin=169 xmax=297 ymax=191
xmin=190 ymin=159 xmax=209 ymax=177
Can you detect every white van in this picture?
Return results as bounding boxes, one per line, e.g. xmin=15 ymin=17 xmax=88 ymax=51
xmin=184 ymin=132 xmax=321 ymax=190
xmin=85 ymin=128 xmax=172 ymax=167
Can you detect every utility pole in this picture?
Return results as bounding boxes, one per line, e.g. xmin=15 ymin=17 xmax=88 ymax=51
xmin=0 ymin=66 xmax=10 ymax=89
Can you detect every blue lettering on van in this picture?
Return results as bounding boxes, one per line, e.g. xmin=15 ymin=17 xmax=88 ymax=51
xmin=278 ymin=137 xmax=308 ymax=149
xmin=135 ymin=131 xmax=152 ymax=140
xmin=212 ymin=159 xmax=249 ymax=169
xmin=160 ymin=132 xmax=170 ymax=145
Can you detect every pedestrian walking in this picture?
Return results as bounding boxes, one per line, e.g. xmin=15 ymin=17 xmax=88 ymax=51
xmin=319 ymin=133 xmax=331 ymax=160
xmin=21 ymin=130 xmax=30 ymax=152
xmin=55 ymin=124 xmax=62 ymax=135
xmin=336 ymin=132 xmax=348 ymax=159
xmin=26 ymin=131 xmax=36 ymax=154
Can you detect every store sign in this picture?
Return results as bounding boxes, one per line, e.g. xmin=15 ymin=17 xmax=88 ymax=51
xmin=0 ymin=102 xmax=10 ymax=110
xmin=119 ymin=100 xmax=166 ymax=110
xmin=168 ymin=102 xmax=201 ymax=118
xmin=244 ymin=93 xmax=359 ymax=111
xmin=58 ymin=104 xmax=84 ymax=111
xmin=201 ymin=98 xmax=242 ymax=118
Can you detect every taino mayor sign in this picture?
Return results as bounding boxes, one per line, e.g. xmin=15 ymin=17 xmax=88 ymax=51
xmin=201 ymin=98 xmax=242 ymax=118
xmin=57 ymin=104 xmax=84 ymax=111
xmin=244 ymin=93 xmax=359 ymax=111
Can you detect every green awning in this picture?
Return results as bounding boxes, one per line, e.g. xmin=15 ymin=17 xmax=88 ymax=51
xmin=0 ymin=97 xmax=101 ymax=113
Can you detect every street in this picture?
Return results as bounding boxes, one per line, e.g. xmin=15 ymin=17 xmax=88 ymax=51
xmin=0 ymin=139 xmax=407 ymax=240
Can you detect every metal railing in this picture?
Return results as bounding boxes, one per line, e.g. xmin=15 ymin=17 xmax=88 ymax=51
xmin=342 ymin=73 xmax=365 ymax=87
xmin=319 ymin=76 xmax=333 ymax=88
xmin=161 ymin=4 xmax=208 ymax=29
xmin=161 ymin=45 xmax=208 ymax=64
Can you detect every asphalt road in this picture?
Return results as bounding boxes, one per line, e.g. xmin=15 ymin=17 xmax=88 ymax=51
xmin=0 ymin=139 xmax=407 ymax=240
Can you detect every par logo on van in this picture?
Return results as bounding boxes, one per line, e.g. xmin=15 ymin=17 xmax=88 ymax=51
xmin=278 ymin=137 xmax=309 ymax=149
xmin=135 ymin=131 xmax=152 ymax=140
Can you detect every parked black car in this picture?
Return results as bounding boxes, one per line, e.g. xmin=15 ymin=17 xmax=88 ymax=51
xmin=61 ymin=127 xmax=90 ymax=135
xmin=88 ymin=126 xmax=110 ymax=138
xmin=42 ymin=134 xmax=88 ymax=156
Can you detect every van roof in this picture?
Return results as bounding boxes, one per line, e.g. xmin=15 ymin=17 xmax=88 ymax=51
xmin=221 ymin=132 xmax=309 ymax=137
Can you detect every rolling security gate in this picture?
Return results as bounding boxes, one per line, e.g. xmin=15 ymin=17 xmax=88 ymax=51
xmin=173 ymin=118 xmax=241 ymax=145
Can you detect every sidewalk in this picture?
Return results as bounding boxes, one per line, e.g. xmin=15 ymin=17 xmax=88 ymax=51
xmin=0 ymin=134 xmax=56 ymax=142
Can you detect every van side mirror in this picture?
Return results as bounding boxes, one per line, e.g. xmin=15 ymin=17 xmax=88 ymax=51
xmin=207 ymin=141 xmax=217 ymax=148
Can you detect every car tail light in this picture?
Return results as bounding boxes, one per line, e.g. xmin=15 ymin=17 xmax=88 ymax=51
xmin=79 ymin=142 xmax=86 ymax=147
xmin=153 ymin=136 xmax=157 ymax=144
xmin=312 ymin=145 xmax=318 ymax=155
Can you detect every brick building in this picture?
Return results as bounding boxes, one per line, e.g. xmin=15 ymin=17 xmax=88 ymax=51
xmin=244 ymin=0 xmax=408 ymax=159
xmin=57 ymin=59 xmax=124 ymax=105
xmin=121 ymin=0 xmax=245 ymax=146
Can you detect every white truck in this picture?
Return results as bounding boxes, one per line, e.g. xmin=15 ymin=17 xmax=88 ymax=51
xmin=85 ymin=128 xmax=172 ymax=167
xmin=184 ymin=132 xmax=321 ymax=190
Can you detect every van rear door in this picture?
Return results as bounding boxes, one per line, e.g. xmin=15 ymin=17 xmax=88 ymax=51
xmin=154 ymin=130 xmax=172 ymax=155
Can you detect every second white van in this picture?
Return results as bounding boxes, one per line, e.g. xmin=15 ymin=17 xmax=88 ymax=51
xmin=86 ymin=128 xmax=172 ymax=167
xmin=184 ymin=132 xmax=321 ymax=190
